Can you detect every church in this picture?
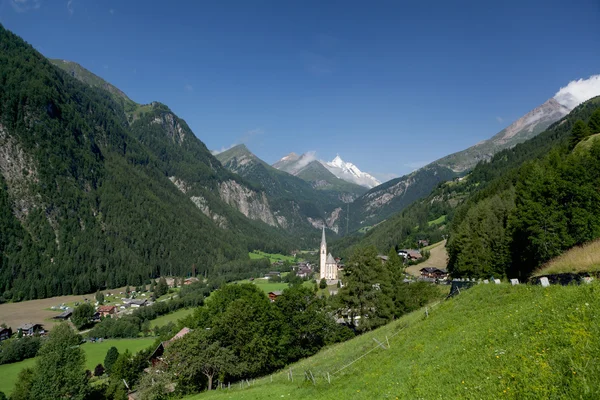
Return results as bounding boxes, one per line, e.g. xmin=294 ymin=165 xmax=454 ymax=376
xmin=319 ymin=226 xmax=338 ymax=281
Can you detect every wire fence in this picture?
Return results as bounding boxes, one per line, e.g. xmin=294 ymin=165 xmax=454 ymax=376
xmin=214 ymin=300 xmax=445 ymax=391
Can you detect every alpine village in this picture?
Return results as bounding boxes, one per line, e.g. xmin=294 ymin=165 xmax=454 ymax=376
xmin=1 ymin=3 xmax=600 ymax=400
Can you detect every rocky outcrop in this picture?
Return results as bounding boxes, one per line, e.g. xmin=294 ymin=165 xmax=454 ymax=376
xmin=152 ymin=112 xmax=185 ymax=145
xmin=219 ymin=180 xmax=277 ymax=226
xmin=0 ymin=123 xmax=41 ymax=221
xmin=190 ymin=195 xmax=227 ymax=228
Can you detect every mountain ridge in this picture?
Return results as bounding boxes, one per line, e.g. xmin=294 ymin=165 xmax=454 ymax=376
xmin=273 ymin=153 xmax=380 ymax=188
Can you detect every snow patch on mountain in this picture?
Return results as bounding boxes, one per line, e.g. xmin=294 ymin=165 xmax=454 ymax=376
xmin=322 ymin=155 xmax=381 ymax=188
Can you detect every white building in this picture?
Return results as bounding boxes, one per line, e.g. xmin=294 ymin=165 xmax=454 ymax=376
xmin=319 ymin=226 xmax=338 ymax=280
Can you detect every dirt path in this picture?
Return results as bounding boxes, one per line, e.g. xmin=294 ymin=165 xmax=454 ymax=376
xmin=406 ymin=240 xmax=448 ymax=277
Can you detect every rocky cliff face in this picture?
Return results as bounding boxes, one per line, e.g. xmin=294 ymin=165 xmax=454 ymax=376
xmin=0 ymin=123 xmax=41 ymax=221
xmin=152 ymin=113 xmax=186 ymax=145
xmin=218 ymin=180 xmax=277 ymax=227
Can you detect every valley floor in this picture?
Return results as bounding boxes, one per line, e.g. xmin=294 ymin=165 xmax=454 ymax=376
xmin=185 ymin=282 xmax=600 ymax=399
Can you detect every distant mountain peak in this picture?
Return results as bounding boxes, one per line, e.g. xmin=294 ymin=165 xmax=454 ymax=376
xmin=272 ymin=152 xmax=380 ymax=189
xmin=323 ymin=155 xmax=381 ymax=188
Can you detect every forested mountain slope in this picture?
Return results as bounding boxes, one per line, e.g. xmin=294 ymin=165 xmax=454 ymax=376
xmin=333 ymin=97 xmax=600 ymax=281
xmin=0 ymin=26 xmax=292 ymax=301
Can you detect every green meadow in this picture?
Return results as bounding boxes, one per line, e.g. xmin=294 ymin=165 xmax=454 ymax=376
xmin=0 ymin=338 xmax=155 ymax=395
xmin=149 ymin=307 xmax=195 ymax=328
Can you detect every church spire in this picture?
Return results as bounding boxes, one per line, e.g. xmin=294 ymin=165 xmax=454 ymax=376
xmin=321 ymin=225 xmax=326 ymax=246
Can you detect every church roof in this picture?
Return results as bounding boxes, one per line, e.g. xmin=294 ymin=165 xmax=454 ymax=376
xmin=326 ymin=253 xmax=336 ymax=264
xmin=321 ymin=226 xmax=326 ymax=245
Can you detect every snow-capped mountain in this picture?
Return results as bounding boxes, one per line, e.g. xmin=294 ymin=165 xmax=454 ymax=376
xmin=273 ymin=153 xmax=381 ymax=189
xmin=324 ymin=155 xmax=381 ymax=188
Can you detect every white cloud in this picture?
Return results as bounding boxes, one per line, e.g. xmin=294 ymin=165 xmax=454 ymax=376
xmin=554 ymin=74 xmax=600 ymax=110
xmin=10 ymin=0 xmax=41 ymax=12
xmin=496 ymin=116 xmax=504 ymax=123
xmin=67 ymin=0 xmax=73 ymax=15
xmin=294 ymin=151 xmax=318 ymax=170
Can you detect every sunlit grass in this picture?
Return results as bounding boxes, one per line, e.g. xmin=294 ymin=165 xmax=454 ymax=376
xmin=533 ymin=238 xmax=600 ymax=276
xmin=185 ymin=283 xmax=600 ymax=399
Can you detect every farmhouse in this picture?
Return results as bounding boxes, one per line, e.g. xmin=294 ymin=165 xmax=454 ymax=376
xmin=18 ymin=323 xmax=44 ymax=336
xmin=123 ymin=298 xmax=147 ymax=308
xmin=149 ymin=327 xmax=192 ymax=367
xmin=296 ymin=266 xmax=313 ymax=278
xmin=97 ymin=305 xmax=118 ymax=318
xmin=0 ymin=326 xmax=12 ymax=341
xmin=268 ymin=290 xmax=283 ymax=302
xmin=399 ymin=249 xmax=423 ymax=260
xmin=53 ymin=308 xmax=73 ymax=320
xmin=420 ymin=267 xmax=448 ymax=279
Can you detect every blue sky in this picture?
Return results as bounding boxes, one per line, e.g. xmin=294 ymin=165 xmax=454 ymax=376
xmin=1 ymin=0 xmax=599 ymax=180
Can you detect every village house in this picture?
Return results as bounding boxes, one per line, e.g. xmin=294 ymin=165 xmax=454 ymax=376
xmin=18 ymin=323 xmax=44 ymax=336
xmin=419 ymin=267 xmax=448 ymax=280
xmin=265 ymin=271 xmax=281 ymax=279
xmin=125 ymin=299 xmax=147 ymax=308
xmin=0 ymin=326 xmax=12 ymax=341
xmin=268 ymin=290 xmax=283 ymax=302
xmin=296 ymin=266 xmax=313 ymax=278
xmin=53 ymin=308 xmax=73 ymax=321
xmin=418 ymin=239 xmax=430 ymax=247
xmin=97 ymin=305 xmax=118 ymax=318
xmin=149 ymin=327 xmax=192 ymax=367
xmin=399 ymin=249 xmax=423 ymax=260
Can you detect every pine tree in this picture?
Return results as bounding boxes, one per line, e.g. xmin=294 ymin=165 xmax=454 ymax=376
xmin=589 ymin=109 xmax=600 ymax=134
xmin=104 ymin=347 xmax=119 ymax=375
xmin=570 ymin=120 xmax=591 ymax=149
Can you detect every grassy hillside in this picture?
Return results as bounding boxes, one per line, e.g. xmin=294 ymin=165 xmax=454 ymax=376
xmin=533 ymin=238 xmax=600 ymax=277
xmin=184 ymin=283 xmax=600 ymax=399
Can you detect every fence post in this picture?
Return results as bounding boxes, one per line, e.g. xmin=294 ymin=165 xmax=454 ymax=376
xmin=386 ymin=335 xmax=390 ymax=348
xmin=290 ymin=368 xmax=293 ymax=382
xmin=309 ymin=370 xmax=316 ymax=386
xmin=327 ymin=372 xmax=331 ymax=384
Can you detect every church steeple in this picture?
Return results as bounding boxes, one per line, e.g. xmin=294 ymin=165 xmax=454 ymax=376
xmin=321 ymin=225 xmax=326 ymax=246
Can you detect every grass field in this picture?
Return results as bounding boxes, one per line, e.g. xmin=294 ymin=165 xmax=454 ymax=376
xmin=149 ymin=308 xmax=194 ymax=328
xmin=533 ymin=238 xmax=600 ymax=277
xmin=236 ymin=278 xmax=304 ymax=293
xmin=0 ymin=337 xmax=155 ymax=395
xmin=427 ymin=214 xmax=447 ymax=226
xmin=184 ymin=283 xmax=600 ymax=399
xmin=406 ymin=240 xmax=448 ymax=277
xmin=248 ymin=250 xmax=298 ymax=263
xmin=0 ymin=287 xmax=131 ymax=331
